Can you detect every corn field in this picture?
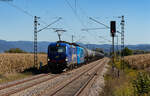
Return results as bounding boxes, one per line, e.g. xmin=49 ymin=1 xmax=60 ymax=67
xmin=0 ymin=53 xmax=47 ymax=74
xmin=124 ymin=54 xmax=150 ymax=70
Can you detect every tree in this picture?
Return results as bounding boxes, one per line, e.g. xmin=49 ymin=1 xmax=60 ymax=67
xmin=122 ymin=47 xmax=133 ymax=56
xmin=93 ymin=48 xmax=104 ymax=53
xmin=5 ymin=48 xmax=26 ymax=53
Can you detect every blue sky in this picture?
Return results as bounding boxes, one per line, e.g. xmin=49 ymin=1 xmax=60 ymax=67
xmin=0 ymin=0 xmax=149 ymax=45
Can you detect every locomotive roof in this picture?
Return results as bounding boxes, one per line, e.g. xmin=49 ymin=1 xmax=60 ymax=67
xmin=50 ymin=41 xmax=85 ymax=48
xmin=56 ymin=41 xmax=81 ymax=47
xmin=56 ymin=41 xmax=71 ymax=44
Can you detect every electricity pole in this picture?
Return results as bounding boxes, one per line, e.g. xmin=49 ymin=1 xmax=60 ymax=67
xmin=72 ymin=35 xmax=74 ymax=43
xmin=121 ymin=16 xmax=125 ymax=70
xmin=34 ymin=16 xmax=39 ymax=68
xmin=116 ymin=35 xmax=119 ymax=61
xmin=34 ymin=16 xmax=62 ymax=68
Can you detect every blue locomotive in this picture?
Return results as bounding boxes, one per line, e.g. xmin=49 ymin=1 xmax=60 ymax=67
xmin=47 ymin=41 xmax=104 ymax=71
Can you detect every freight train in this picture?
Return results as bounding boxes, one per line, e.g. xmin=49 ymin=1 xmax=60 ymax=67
xmin=47 ymin=41 xmax=104 ymax=72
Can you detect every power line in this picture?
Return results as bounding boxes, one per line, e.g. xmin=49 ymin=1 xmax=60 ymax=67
xmin=72 ymin=1 xmax=95 ymax=39
xmin=89 ymin=17 xmax=110 ymax=29
xmin=99 ymin=36 xmax=111 ymax=42
xmin=5 ymin=2 xmax=48 ymax=25
xmin=75 ymin=0 xmax=77 ymax=13
xmin=65 ymin=0 xmax=110 ymax=45
xmin=65 ymin=0 xmax=102 ymax=44
xmin=64 ymin=0 xmax=87 ymax=28
xmin=81 ymin=28 xmax=107 ymax=31
xmin=37 ymin=17 xmax=62 ymax=32
xmin=64 ymin=0 xmax=90 ymax=42
xmin=6 ymin=2 xmax=34 ymax=17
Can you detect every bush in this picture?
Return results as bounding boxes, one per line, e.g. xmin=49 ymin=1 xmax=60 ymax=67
xmin=5 ymin=48 xmax=26 ymax=53
xmin=122 ymin=47 xmax=133 ymax=56
xmin=132 ymin=72 xmax=150 ymax=96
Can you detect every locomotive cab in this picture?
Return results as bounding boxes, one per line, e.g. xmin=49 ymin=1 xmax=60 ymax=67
xmin=48 ymin=43 xmax=68 ymax=71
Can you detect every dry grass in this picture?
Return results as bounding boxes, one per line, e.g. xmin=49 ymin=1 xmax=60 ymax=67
xmin=0 ymin=53 xmax=47 ymax=74
xmin=124 ymin=54 xmax=150 ymax=70
xmin=101 ymin=54 xmax=150 ymax=96
xmin=0 ymin=72 xmax=33 ymax=84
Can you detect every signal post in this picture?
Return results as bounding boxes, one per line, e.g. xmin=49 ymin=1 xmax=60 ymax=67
xmin=110 ymin=21 xmax=116 ymax=71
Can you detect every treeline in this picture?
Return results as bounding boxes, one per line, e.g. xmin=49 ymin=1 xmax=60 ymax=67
xmin=92 ymin=47 xmax=150 ymax=57
xmin=4 ymin=48 xmax=46 ymax=54
xmin=5 ymin=48 xmax=27 ymax=53
xmin=117 ymin=47 xmax=150 ymax=56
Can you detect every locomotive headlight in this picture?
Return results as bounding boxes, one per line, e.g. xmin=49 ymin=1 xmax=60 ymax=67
xmin=65 ymin=58 xmax=68 ymax=61
xmin=48 ymin=58 xmax=50 ymax=61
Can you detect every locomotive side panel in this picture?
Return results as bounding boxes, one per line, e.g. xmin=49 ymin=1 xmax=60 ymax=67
xmin=47 ymin=41 xmax=104 ymax=72
xmin=77 ymin=46 xmax=85 ymax=64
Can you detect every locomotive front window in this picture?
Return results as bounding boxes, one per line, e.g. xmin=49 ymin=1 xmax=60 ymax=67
xmin=57 ymin=47 xmax=65 ymax=53
xmin=49 ymin=46 xmax=65 ymax=53
xmin=50 ymin=47 xmax=57 ymax=52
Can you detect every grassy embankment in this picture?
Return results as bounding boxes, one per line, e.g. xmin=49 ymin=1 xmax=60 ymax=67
xmin=101 ymin=54 xmax=150 ymax=96
xmin=0 ymin=53 xmax=47 ymax=84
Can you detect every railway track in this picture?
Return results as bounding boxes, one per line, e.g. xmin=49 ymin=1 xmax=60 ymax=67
xmin=0 ymin=58 xmax=108 ymax=96
xmin=0 ymin=74 xmax=48 ymax=90
xmin=0 ymin=73 xmax=60 ymax=96
xmin=0 ymin=68 xmax=79 ymax=96
xmin=43 ymin=58 xmax=109 ymax=96
xmin=74 ymin=59 xmax=109 ymax=96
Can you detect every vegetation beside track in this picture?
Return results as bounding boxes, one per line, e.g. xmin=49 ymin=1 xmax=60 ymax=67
xmin=124 ymin=54 xmax=150 ymax=71
xmin=0 ymin=53 xmax=49 ymax=84
xmin=0 ymin=72 xmax=33 ymax=84
xmin=101 ymin=54 xmax=150 ymax=96
xmin=0 ymin=53 xmax=47 ymax=74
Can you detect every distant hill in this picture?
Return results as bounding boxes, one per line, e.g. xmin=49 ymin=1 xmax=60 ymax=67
xmin=0 ymin=40 xmax=150 ymax=53
xmin=0 ymin=40 xmax=50 ymax=53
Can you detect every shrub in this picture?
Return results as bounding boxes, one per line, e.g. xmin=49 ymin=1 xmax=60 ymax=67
xmin=132 ymin=72 xmax=150 ymax=96
xmin=122 ymin=47 xmax=133 ymax=56
xmin=5 ymin=48 xmax=26 ymax=53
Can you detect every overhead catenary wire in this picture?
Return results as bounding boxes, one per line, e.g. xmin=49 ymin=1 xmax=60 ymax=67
xmin=81 ymin=28 xmax=107 ymax=31
xmin=5 ymin=2 xmax=48 ymax=25
xmin=65 ymin=0 xmax=102 ymax=45
xmin=75 ymin=0 xmax=77 ymax=13
xmin=89 ymin=17 xmax=123 ymax=34
xmin=71 ymin=2 xmax=111 ymax=44
xmin=37 ymin=17 xmax=62 ymax=32
xmin=99 ymin=36 xmax=111 ymax=42
xmin=89 ymin=17 xmax=110 ymax=29
xmin=64 ymin=0 xmax=86 ymax=28
xmin=6 ymin=2 xmax=34 ymax=17
xmin=64 ymin=0 xmax=91 ymax=43
xmin=73 ymin=1 xmax=97 ymax=40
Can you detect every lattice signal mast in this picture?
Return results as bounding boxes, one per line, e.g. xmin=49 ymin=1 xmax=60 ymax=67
xmin=121 ymin=16 xmax=125 ymax=70
xmin=34 ymin=16 xmax=39 ymax=68
xmin=34 ymin=16 xmax=62 ymax=68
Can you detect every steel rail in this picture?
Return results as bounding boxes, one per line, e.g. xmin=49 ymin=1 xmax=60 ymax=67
xmin=0 ymin=74 xmax=47 ymax=90
xmin=74 ymin=59 xmax=109 ymax=96
xmin=45 ymin=58 xmax=106 ymax=96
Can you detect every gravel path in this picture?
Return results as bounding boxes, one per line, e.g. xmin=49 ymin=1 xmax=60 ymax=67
xmin=88 ymin=60 xmax=110 ymax=96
